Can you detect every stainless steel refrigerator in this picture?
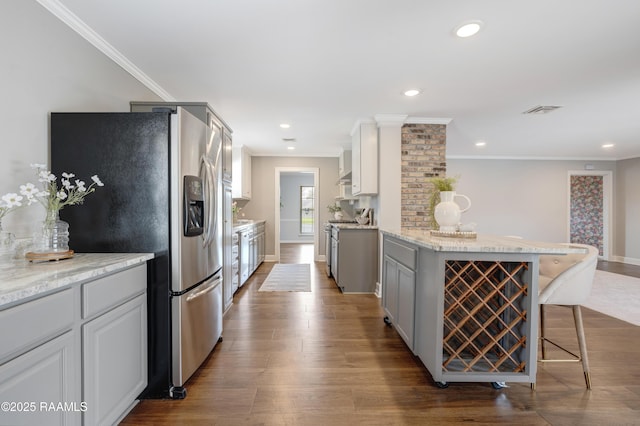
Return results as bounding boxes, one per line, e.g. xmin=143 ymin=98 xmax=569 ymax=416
xmin=51 ymin=107 xmax=223 ymax=399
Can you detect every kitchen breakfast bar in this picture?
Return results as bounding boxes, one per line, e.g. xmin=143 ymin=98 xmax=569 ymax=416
xmin=380 ymin=229 xmax=586 ymax=388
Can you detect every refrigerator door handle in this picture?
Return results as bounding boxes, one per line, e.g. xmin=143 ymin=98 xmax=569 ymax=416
xmin=201 ymin=156 xmax=215 ymax=248
xmin=186 ymin=279 xmax=218 ymax=302
xmin=209 ymin=157 xmax=219 ymax=248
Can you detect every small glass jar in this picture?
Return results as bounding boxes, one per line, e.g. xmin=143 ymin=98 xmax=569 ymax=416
xmin=0 ymin=220 xmax=16 ymax=258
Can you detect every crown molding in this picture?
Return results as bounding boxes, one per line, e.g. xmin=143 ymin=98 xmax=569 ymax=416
xmin=374 ymin=114 xmax=408 ymax=127
xmin=446 ymin=155 xmax=619 ymax=161
xmin=36 ymin=0 xmax=175 ymax=101
xmin=350 ymin=118 xmax=376 ymax=136
xmin=406 ymin=117 xmax=452 ymax=125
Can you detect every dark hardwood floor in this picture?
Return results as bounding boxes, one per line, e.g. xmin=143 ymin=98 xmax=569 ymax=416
xmin=121 ymin=243 xmax=640 ymax=425
xmin=597 ymin=260 xmax=640 ymax=279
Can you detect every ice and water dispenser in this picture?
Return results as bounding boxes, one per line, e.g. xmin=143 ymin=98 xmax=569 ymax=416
xmin=183 ymin=175 xmax=204 ymax=236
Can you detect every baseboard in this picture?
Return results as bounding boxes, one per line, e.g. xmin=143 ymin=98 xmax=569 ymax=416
xmin=318 ymin=255 xmax=326 ymax=262
xmin=610 ymin=255 xmax=640 ymax=266
xmin=375 ymin=281 xmax=381 ymax=298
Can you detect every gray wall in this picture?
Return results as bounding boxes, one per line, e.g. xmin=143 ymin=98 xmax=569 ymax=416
xmin=447 ymin=158 xmax=640 ymax=262
xmin=0 ymin=1 xmax=160 ymax=237
xmin=615 ymin=157 xmax=640 ymax=261
xmin=280 ymin=173 xmax=314 ymax=243
xmin=240 ymin=156 xmax=339 ymax=257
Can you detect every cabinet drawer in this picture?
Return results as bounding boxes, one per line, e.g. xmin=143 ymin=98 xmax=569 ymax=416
xmin=385 ymin=239 xmax=417 ymax=270
xmin=0 ymin=288 xmax=74 ymax=362
xmin=82 ymin=264 xmax=146 ymax=319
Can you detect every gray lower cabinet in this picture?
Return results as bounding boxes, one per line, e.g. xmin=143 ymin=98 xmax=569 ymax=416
xmin=239 ymin=228 xmax=250 ymax=285
xmin=0 ymin=263 xmax=147 ymax=426
xmin=0 ymin=330 xmax=79 ymax=426
xmin=236 ymin=221 xmax=265 ymax=287
xmin=331 ymin=227 xmax=378 ymax=293
xmin=82 ymin=293 xmax=146 ymax=426
xmin=248 ymin=222 xmax=265 ymax=275
xmin=382 ymin=237 xmax=418 ymax=351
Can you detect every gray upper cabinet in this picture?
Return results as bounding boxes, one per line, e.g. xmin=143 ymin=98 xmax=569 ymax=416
xmin=222 ymin=128 xmax=233 ymax=183
xmin=130 ymin=101 xmax=233 ymax=183
xmin=339 ymin=149 xmax=352 ymax=179
xmin=232 ymin=146 xmax=252 ymax=200
xmin=351 ymin=122 xmax=378 ymax=196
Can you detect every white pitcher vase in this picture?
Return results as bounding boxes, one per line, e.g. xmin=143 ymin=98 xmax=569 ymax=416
xmin=434 ymin=191 xmax=471 ymax=232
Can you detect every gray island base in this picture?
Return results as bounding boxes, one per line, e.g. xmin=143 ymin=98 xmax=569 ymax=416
xmin=380 ymin=229 xmax=586 ymax=388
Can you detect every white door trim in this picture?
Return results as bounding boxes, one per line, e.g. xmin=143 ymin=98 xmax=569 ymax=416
xmin=567 ymin=170 xmax=612 ymax=261
xmin=274 ymin=167 xmax=320 ymax=262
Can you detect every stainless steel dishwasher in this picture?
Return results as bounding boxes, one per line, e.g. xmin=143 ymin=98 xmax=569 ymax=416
xmin=330 ymin=226 xmax=339 ymax=284
xmin=239 ymin=228 xmax=250 ymax=286
xmin=324 ymin=223 xmax=332 ymax=277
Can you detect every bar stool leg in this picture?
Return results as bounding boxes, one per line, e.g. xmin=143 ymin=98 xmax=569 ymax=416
xmin=572 ymin=305 xmax=592 ymax=389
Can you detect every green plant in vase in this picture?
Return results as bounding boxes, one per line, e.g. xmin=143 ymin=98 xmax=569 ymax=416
xmin=327 ymin=203 xmax=343 ymax=220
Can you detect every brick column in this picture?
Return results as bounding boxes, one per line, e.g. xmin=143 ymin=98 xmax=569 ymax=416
xmin=401 ymin=123 xmax=447 ymax=230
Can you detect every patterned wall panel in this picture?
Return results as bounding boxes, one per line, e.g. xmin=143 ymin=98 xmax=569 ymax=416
xmin=570 ymin=175 xmax=603 ymax=255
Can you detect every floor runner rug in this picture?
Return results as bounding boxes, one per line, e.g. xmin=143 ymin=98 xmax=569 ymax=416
xmin=583 ymin=270 xmax=640 ymax=326
xmin=259 ymin=263 xmax=311 ymax=292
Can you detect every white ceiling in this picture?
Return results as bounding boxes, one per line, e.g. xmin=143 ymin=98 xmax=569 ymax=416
xmin=45 ymin=0 xmax=640 ymax=159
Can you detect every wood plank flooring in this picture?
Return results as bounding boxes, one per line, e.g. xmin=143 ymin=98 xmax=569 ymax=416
xmin=121 ymin=244 xmax=640 ymax=425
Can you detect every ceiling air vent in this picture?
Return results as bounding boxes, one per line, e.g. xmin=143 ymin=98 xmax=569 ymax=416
xmin=282 ymin=138 xmax=296 ymax=142
xmin=522 ymin=105 xmax=562 ymax=114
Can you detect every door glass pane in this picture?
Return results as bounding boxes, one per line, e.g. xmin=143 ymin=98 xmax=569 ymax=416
xmin=300 ymin=186 xmax=314 ymax=234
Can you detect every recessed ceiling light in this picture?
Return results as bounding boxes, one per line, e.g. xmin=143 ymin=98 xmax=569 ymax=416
xmin=522 ymin=105 xmax=562 ymax=114
xmin=455 ymin=20 xmax=483 ymax=38
xmin=404 ymin=89 xmax=421 ymax=97
xmin=602 ymin=143 xmax=614 ymax=148
xmin=475 ymin=141 xmax=486 ymax=147
xmin=280 ymin=123 xmax=290 ymax=129
xmin=287 ymin=146 xmax=295 ymax=150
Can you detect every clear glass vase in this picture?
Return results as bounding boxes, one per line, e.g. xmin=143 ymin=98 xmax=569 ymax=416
xmin=32 ymin=210 xmax=70 ymax=253
xmin=0 ymin=219 xmax=16 ymax=257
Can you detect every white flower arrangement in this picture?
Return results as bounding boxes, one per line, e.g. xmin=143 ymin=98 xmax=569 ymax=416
xmin=1 ymin=164 xmax=104 ymax=228
xmin=0 ymin=192 xmax=24 ymax=222
xmin=26 ymin=164 xmax=104 ymax=218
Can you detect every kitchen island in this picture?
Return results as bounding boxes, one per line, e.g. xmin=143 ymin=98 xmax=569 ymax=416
xmin=0 ymin=253 xmax=153 ymax=425
xmin=380 ymin=229 xmax=586 ymax=387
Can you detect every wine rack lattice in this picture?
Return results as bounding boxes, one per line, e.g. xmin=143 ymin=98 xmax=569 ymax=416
xmin=442 ymin=260 xmax=529 ymax=373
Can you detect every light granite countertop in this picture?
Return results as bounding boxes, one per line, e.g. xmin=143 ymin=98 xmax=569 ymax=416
xmin=0 ymin=253 xmax=154 ymax=309
xmin=331 ymin=223 xmax=378 ymax=230
xmin=233 ymin=219 xmax=265 ymax=231
xmin=380 ymin=229 xmax=587 ymax=254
